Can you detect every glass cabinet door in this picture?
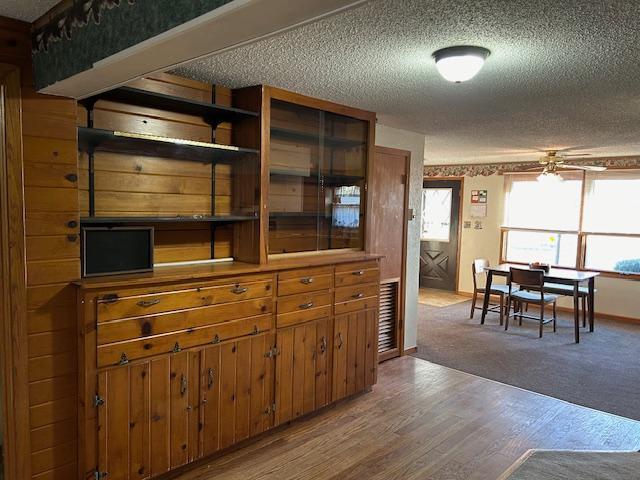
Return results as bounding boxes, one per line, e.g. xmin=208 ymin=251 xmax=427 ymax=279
xmin=268 ymin=99 xmax=368 ymax=254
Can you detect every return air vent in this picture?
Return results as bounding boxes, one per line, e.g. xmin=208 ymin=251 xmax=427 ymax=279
xmin=378 ymin=281 xmax=398 ymax=354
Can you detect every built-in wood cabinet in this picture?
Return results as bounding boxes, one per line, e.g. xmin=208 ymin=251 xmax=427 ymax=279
xmin=265 ymin=88 xmax=376 ymax=255
xmin=79 ymin=257 xmax=379 ymax=480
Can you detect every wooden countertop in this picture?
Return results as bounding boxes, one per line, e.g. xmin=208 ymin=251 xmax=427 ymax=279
xmin=76 ymin=252 xmax=382 ymax=290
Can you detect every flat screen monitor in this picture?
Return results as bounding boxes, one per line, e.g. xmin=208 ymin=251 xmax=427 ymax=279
xmin=82 ymin=227 xmax=154 ymax=277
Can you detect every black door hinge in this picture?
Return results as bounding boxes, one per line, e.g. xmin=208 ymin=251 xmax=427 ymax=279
xmin=94 ymin=470 xmax=108 ymax=479
xmin=94 ymin=394 xmax=105 ymax=408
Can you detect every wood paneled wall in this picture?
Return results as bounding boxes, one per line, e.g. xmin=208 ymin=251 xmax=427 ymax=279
xmin=23 ymin=87 xmax=80 ymax=480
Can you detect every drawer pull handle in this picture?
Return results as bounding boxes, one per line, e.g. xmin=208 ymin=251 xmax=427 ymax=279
xmin=137 ymin=299 xmax=160 ymax=308
xmin=300 ymin=277 xmax=314 ymax=285
xmin=320 ymin=336 xmax=327 ymax=354
xmin=207 ymin=368 xmax=215 ymax=389
xmin=212 ymin=334 xmax=220 ymax=344
xmin=231 ymin=285 xmax=248 ymax=295
xmin=352 ymin=270 xmax=365 ymax=276
xmin=118 ymin=352 xmax=129 ymax=365
xmin=180 ymin=374 xmax=187 ymax=396
xmin=352 ymin=292 xmax=364 ymax=299
xmin=337 ymin=333 xmax=344 ymax=349
xmin=172 ymin=342 xmax=182 ymax=353
xmin=299 ymin=302 xmax=314 ymax=310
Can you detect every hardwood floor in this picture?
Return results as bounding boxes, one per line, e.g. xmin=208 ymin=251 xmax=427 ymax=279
xmin=419 ymin=287 xmax=469 ymax=307
xmin=174 ymin=356 xmax=640 ymax=480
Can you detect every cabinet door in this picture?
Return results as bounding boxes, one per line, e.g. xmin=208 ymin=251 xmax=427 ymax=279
xmin=215 ymin=332 xmax=275 ymax=450
xmin=332 ymin=309 xmax=378 ymax=402
xmin=275 ymin=318 xmax=331 ymax=425
xmin=97 ymin=351 xmax=201 ymax=480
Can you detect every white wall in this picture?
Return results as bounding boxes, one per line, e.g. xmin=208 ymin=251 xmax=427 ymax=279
xmin=375 ymin=124 xmax=425 ymax=349
xmin=456 ymin=175 xmax=640 ymax=319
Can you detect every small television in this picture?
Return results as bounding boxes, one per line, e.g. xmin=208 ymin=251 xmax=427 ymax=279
xmin=82 ymin=227 xmax=154 ymax=277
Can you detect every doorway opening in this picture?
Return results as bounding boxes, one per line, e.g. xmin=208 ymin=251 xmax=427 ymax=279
xmin=419 ymin=178 xmax=464 ymax=307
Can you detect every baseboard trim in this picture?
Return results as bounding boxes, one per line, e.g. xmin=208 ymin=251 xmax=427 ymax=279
xmin=403 ymin=346 xmax=417 ymax=355
xmin=554 ymin=305 xmax=640 ymax=325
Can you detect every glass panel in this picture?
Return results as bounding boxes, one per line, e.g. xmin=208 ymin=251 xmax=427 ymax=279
xmin=268 ymin=101 xmax=367 ymax=254
xmin=505 ymin=230 xmax=578 ymax=267
xmin=585 ymin=235 xmax=640 ymax=273
xmin=583 ymin=170 xmax=640 ymax=234
xmin=421 ymin=188 xmax=452 ymax=241
xmin=504 ymin=172 xmax=582 ymax=231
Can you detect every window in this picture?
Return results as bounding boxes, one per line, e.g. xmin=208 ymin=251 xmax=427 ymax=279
xmin=421 ymin=188 xmax=452 ymax=241
xmin=502 ymin=169 xmax=640 ymax=275
xmin=582 ymin=170 xmax=640 ymax=273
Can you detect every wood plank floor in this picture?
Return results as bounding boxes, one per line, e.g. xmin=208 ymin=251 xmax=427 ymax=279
xmin=175 ymin=356 xmax=640 ymax=480
xmin=419 ymin=287 xmax=469 ymax=307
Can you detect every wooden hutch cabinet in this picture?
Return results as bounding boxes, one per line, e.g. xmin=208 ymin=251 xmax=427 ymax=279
xmin=75 ymin=76 xmax=380 ymax=480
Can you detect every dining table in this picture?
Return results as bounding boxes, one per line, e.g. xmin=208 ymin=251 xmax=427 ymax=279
xmin=480 ymin=263 xmax=599 ymax=343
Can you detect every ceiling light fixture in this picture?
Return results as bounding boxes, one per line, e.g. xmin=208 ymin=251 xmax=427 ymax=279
xmin=432 ymin=46 xmax=491 ymax=83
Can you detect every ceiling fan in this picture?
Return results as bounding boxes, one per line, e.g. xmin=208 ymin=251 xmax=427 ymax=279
xmin=531 ymin=150 xmax=606 ymax=181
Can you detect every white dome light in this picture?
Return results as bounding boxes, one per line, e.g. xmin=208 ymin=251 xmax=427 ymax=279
xmin=433 ymin=46 xmax=491 ymax=83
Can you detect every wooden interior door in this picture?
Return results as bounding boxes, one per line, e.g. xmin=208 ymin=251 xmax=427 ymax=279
xmin=420 ymin=179 xmax=462 ymax=291
xmin=368 ymin=146 xmax=410 ymax=360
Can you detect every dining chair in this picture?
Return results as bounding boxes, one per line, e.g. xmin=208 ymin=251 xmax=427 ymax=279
xmin=525 ymin=283 xmax=595 ymax=328
xmin=470 ymin=259 xmax=511 ymax=325
xmin=505 ymin=268 xmax=558 ymax=338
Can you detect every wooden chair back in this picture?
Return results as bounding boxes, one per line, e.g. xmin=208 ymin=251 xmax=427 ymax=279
xmin=472 ymin=259 xmax=490 ymax=291
xmin=509 ymin=267 xmax=545 ymax=291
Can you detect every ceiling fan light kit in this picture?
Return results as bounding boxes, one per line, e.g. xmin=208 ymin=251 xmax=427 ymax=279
xmin=534 ymin=150 xmax=607 ymax=182
xmin=432 ymin=45 xmax=491 ymax=83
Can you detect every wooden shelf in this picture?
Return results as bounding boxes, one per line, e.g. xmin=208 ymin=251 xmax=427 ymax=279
xmin=78 ymin=127 xmax=259 ymax=163
xmin=81 ymin=214 xmax=258 ymax=225
xmin=79 ymin=86 xmax=258 ymax=126
xmin=269 ymin=169 xmax=364 ymax=185
xmin=269 ymin=212 xmax=320 ymax=218
xmin=271 ymin=126 xmax=365 ymax=148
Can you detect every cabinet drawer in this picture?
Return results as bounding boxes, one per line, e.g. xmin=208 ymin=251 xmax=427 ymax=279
xmin=97 ymin=278 xmax=273 ymax=322
xmin=97 ymin=314 xmax=272 ymax=367
xmin=334 ymin=283 xmax=379 ymax=304
xmin=335 ymin=263 xmax=379 ymax=287
xmin=334 ymin=295 xmax=378 ymax=315
xmin=98 ymin=297 xmax=272 ymax=345
xmin=277 ymin=291 xmax=332 ymax=315
xmin=277 ymin=291 xmax=332 ymax=328
xmin=277 ymin=266 xmax=333 ymax=296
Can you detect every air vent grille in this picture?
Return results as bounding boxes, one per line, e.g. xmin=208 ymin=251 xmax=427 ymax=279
xmin=378 ymin=281 xmax=398 ymax=354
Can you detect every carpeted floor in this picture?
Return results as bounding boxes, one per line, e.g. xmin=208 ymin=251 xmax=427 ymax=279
xmin=414 ymin=301 xmax=640 ymax=421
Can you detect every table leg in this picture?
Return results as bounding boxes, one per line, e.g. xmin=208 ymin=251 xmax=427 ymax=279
xmin=588 ymin=277 xmax=595 ymax=332
xmin=480 ymin=271 xmax=493 ymax=325
xmin=573 ymin=282 xmax=580 ymax=343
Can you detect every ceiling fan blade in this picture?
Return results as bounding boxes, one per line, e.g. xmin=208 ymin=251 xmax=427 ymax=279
xmin=557 ymin=164 xmax=607 ymax=171
xmin=561 ymin=153 xmax=592 ymax=157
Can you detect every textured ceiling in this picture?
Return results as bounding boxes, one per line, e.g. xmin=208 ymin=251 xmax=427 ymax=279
xmin=0 ymin=0 xmax=59 ymax=22
xmin=175 ymin=0 xmax=640 ymax=164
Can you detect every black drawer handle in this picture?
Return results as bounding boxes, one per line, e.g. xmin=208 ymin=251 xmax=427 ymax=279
xmin=352 ymin=292 xmax=364 ymax=299
xmin=299 ymin=302 xmax=314 ymax=310
xmin=137 ymin=299 xmax=160 ymax=308
xmin=300 ymin=277 xmax=314 ymax=285
xmin=352 ymin=270 xmax=365 ymax=276
xmin=232 ymin=285 xmax=248 ymax=295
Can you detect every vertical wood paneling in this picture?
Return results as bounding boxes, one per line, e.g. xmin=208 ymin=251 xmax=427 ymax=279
xmin=129 ymin=363 xmax=150 ymax=480
xmin=275 ymin=328 xmax=293 ymax=425
xmin=332 ymin=315 xmax=348 ymax=402
xmin=249 ymin=334 xmax=266 ymax=436
xmin=201 ymin=345 xmax=221 ymax=456
xmin=235 ymin=338 xmax=251 ymax=442
xmin=149 ymin=357 xmax=170 ymax=476
xmin=98 ymin=367 xmax=130 ymax=480
xmin=169 ymin=352 xmax=189 ymax=468
xmin=188 ymin=350 xmax=201 ymax=463
xmin=302 ymin=323 xmax=316 ymax=415
xmin=219 ymin=341 xmax=237 ymax=449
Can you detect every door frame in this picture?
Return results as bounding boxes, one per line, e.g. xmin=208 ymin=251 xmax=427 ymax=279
xmin=372 ymin=145 xmax=411 ymax=361
xmin=0 ymin=64 xmax=30 ymax=480
xmin=422 ymin=176 xmax=464 ymax=292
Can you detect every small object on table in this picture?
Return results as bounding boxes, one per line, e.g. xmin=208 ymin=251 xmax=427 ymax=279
xmin=529 ymin=262 xmax=550 ymax=273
